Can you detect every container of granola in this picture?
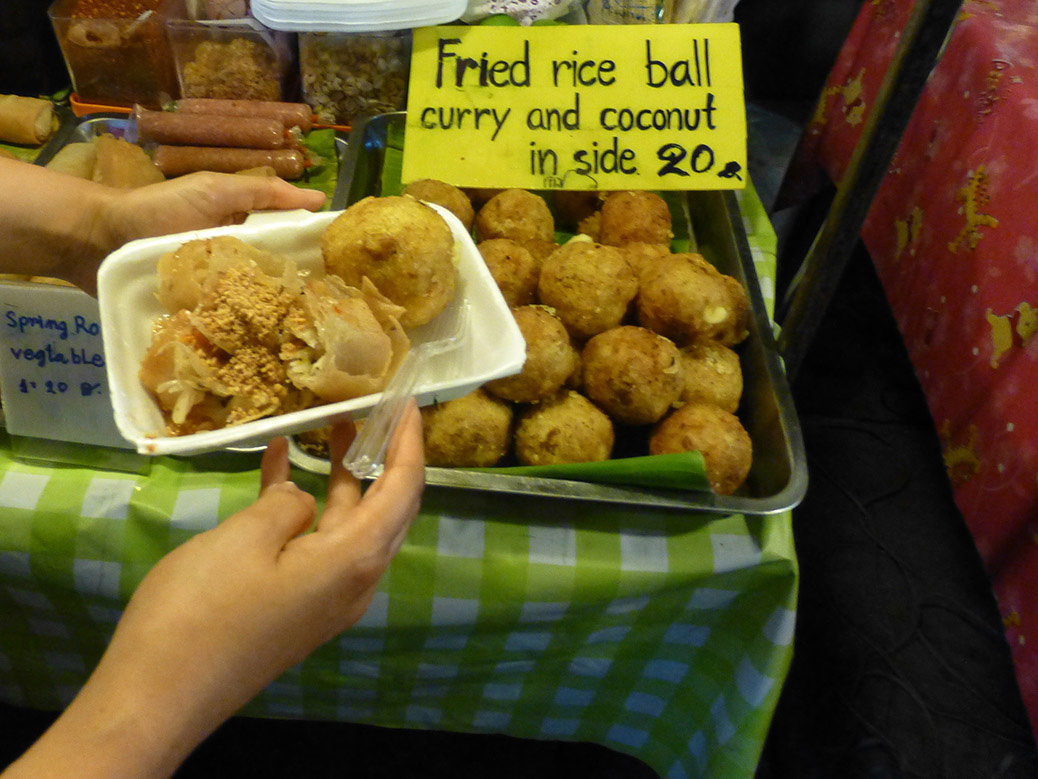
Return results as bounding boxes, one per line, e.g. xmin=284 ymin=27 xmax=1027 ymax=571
xmin=299 ymin=30 xmax=410 ymax=128
xmin=48 ymin=0 xmax=180 ymax=109
xmin=166 ymin=15 xmax=295 ymax=101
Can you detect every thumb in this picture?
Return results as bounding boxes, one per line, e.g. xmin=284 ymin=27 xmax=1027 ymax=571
xmin=219 ymin=482 xmax=317 ymax=553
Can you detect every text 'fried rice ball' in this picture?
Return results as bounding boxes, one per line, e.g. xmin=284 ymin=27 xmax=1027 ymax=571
xmin=598 ymin=190 xmax=673 ymax=247
xmin=401 ymin=178 xmax=475 ymax=232
xmin=649 ymin=403 xmax=753 ymax=495
xmin=582 ymin=326 xmax=683 ymax=426
xmin=422 ymin=388 xmax=514 ymax=467
xmin=637 ymin=253 xmax=749 ymax=347
xmin=484 ymin=305 xmax=579 ymax=403
xmin=679 ymin=339 xmax=743 ymax=413
xmin=478 ymin=238 xmax=541 ymax=307
xmin=475 ymin=188 xmax=555 ymax=243
xmin=515 ymin=390 xmax=615 ymax=466
xmin=321 ymin=195 xmax=456 ymax=329
xmin=537 ymin=241 xmax=638 ymax=340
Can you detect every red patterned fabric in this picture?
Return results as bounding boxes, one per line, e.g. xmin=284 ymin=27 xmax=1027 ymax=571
xmin=799 ymin=0 xmax=1038 ymax=735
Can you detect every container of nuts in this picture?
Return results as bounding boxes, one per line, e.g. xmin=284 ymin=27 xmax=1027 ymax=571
xmin=299 ymin=30 xmax=411 ymax=128
xmin=167 ymin=16 xmax=295 ymax=101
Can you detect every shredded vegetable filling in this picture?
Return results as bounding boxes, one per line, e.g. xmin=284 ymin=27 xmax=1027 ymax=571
xmin=138 ymin=236 xmax=410 ymax=437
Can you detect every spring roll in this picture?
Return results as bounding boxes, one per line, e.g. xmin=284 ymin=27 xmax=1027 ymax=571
xmin=0 ymin=95 xmax=54 ymax=145
xmin=92 ymin=134 xmax=165 ymax=189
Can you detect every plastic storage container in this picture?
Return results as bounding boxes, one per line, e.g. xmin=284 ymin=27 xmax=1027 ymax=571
xmin=299 ymin=30 xmax=410 ymax=127
xmin=166 ymin=16 xmax=294 ymax=101
xmin=48 ymin=0 xmax=180 ymax=109
xmin=251 ymin=0 xmax=466 ymax=32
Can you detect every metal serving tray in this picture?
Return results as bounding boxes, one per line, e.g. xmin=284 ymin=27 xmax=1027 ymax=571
xmin=330 ymin=112 xmax=807 ymax=516
xmin=33 ymin=111 xmax=128 ymax=166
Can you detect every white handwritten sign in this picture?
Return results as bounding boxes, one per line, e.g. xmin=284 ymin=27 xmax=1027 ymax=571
xmin=0 ymin=282 xmax=130 ymax=449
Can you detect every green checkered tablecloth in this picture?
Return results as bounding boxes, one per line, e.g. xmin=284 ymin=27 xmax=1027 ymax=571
xmin=0 ymin=185 xmax=796 ymax=779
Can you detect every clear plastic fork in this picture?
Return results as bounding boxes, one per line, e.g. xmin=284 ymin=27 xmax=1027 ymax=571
xmin=343 ymin=301 xmax=471 ymax=479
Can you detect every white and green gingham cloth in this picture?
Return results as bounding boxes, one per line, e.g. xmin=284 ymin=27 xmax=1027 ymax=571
xmin=0 ymin=185 xmax=796 ymax=779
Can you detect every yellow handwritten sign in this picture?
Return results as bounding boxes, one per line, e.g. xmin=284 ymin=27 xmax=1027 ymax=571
xmin=402 ymin=24 xmax=746 ymax=191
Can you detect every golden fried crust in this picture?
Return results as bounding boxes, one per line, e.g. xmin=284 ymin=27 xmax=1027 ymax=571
xmin=402 ymin=178 xmax=476 ymax=231
xmin=598 ymin=191 xmax=673 ymax=247
xmin=576 ymin=211 xmax=601 ymax=242
xmin=422 ymin=388 xmax=514 ymax=467
xmin=650 ymin=403 xmax=752 ymax=495
xmin=321 ymin=195 xmax=456 ymax=329
xmin=463 ymin=187 xmax=503 ymax=209
xmin=484 ymin=305 xmax=578 ymax=403
xmin=552 ymin=190 xmax=604 ymax=231
xmin=475 ymin=188 xmax=555 ymax=243
xmin=517 ymin=238 xmax=559 ymax=263
xmin=637 ymin=253 xmax=749 ymax=346
xmin=582 ymin=325 xmax=683 ymax=426
xmin=478 ymin=238 xmax=540 ymax=307
xmin=621 ymin=241 xmax=672 ymax=280
xmin=537 ymin=241 xmax=638 ymax=340
xmin=679 ymin=339 xmax=743 ymax=413
xmin=515 ymin=390 xmax=614 ymax=466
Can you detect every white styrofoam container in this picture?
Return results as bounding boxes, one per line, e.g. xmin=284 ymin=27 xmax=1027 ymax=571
xmin=97 ymin=205 xmax=525 ymax=456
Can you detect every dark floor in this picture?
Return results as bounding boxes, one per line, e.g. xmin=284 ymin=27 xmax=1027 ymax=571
xmin=758 ymin=242 xmax=1038 ymax=779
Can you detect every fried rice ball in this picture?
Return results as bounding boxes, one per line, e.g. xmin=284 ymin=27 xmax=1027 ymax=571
xmin=478 ymin=238 xmax=540 ymax=307
xmin=537 ymin=241 xmax=638 ymax=340
xmin=514 ymin=390 xmax=614 ymax=466
xmin=552 ymin=190 xmax=604 ymax=230
xmin=650 ymin=403 xmax=752 ymax=495
xmin=576 ymin=210 xmax=601 ymax=242
xmin=679 ymin=339 xmax=743 ymax=413
xmin=422 ymin=388 xmax=514 ymax=467
xmin=321 ymin=195 xmax=456 ymax=329
xmin=463 ymin=187 xmax=503 ymax=209
xmin=621 ymin=241 xmax=673 ymax=280
xmin=582 ymin=326 xmax=683 ymax=426
xmin=401 ymin=178 xmax=475 ymax=231
xmin=565 ymin=347 xmax=584 ymax=391
xmin=518 ymin=237 xmax=559 ymax=264
xmin=637 ymin=253 xmax=749 ymax=346
xmin=598 ymin=191 xmax=673 ymax=247
xmin=475 ymin=188 xmax=555 ymax=243
xmin=484 ymin=305 xmax=579 ymax=403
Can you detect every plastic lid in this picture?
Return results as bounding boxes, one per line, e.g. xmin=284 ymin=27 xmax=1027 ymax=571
xmin=251 ymin=0 xmax=467 ymax=31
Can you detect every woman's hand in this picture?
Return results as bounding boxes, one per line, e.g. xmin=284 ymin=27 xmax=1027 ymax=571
xmin=0 ymin=158 xmax=326 ymax=295
xmin=2 ymin=402 xmax=423 ymax=779
xmin=76 ymin=172 xmax=326 ymax=294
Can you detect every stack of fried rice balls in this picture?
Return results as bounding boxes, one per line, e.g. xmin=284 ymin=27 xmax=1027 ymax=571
xmin=402 ymin=180 xmax=755 ymax=496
